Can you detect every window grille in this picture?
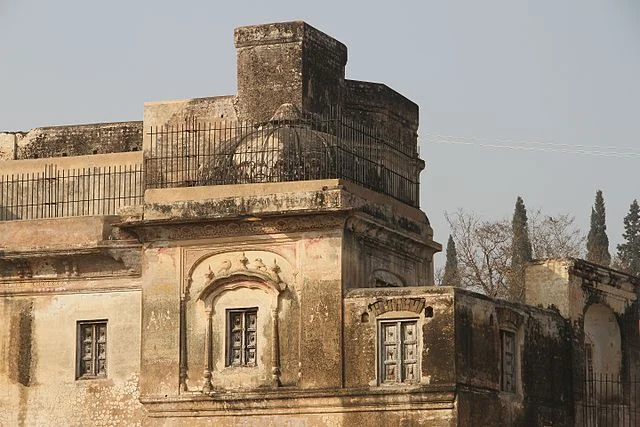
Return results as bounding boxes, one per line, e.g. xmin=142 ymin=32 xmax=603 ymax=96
xmin=77 ymin=320 xmax=107 ymax=379
xmin=227 ymin=308 xmax=258 ymax=367
xmin=378 ymin=319 xmax=418 ymax=384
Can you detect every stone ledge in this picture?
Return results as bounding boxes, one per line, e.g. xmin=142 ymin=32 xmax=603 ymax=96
xmin=142 ymin=386 xmax=456 ymax=417
xmin=0 ymin=215 xmax=129 ymax=252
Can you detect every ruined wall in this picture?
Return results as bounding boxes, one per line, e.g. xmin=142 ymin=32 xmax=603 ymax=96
xmin=454 ymin=290 xmax=572 ymax=426
xmin=526 ymin=258 xmax=640 ymax=385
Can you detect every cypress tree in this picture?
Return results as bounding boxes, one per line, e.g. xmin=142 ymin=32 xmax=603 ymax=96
xmin=586 ymin=190 xmax=611 ymax=266
xmin=617 ymin=199 xmax=640 ymax=276
xmin=443 ymin=235 xmax=461 ymax=287
xmin=510 ymin=196 xmax=532 ymax=301
xmin=511 ymin=196 xmax=533 ymax=265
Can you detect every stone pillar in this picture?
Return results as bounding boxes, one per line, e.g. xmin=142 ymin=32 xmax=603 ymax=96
xmin=271 ymin=308 xmax=281 ymax=387
xmin=179 ymin=295 xmax=188 ymax=392
xmin=202 ymin=307 xmax=213 ymax=393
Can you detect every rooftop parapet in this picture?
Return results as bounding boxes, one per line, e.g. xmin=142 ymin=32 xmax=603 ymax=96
xmin=0 ymin=121 xmax=142 ymax=161
xmin=144 ymin=105 xmax=423 ymax=207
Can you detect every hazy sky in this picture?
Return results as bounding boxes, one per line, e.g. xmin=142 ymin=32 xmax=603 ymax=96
xmin=1 ymin=1 xmax=638 ymax=267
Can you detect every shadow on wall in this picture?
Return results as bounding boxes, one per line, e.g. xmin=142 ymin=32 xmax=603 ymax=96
xmin=584 ymin=303 xmax=621 ymax=379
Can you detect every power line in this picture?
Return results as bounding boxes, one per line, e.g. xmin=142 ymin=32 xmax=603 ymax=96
xmin=422 ymin=133 xmax=640 ymax=158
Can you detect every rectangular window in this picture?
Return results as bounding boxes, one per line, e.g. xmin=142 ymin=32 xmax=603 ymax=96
xmin=226 ymin=308 xmax=258 ymax=367
xmin=77 ymin=320 xmax=107 ymax=379
xmin=379 ymin=319 xmax=418 ymax=384
xmin=500 ymin=330 xmax=516 ymax=392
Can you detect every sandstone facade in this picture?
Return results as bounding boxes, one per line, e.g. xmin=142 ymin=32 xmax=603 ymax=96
xmin=1 ymin=21 xmax=638 ymax=426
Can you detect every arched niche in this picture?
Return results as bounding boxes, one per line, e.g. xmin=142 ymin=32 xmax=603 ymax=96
xmin=181 ymin=250 xmax=297 ymax=393
xmin=584 ymin=303 xmax=621 ymax=379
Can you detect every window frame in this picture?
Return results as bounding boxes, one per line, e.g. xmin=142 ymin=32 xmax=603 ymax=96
xmin=76 ymin=319 xmax=108 ymax=380
xmin=377 ymin=317 xmax=420 ymax=385
xmin=225 ymin=307 xmax=258 ymax=367
xmin=500 ymin=329 xmax=516 ymax=393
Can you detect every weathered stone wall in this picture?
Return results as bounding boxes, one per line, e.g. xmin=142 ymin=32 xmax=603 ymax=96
xmin=137 ymin=223 xmax=344 ymax=398
xmin=454 ymin=290 xmax=571 ymax=426
xmin=0 ymin=132 xmax=25 ymax=161
xmin=0 ymin=289 xmax=143 ymax=426
xmin=343 ymin=287 xmax=456 ymax=388
xmin=525 ymin=258 xmax=640 ymax=387
xmin=1 ymin=122 xmax=143 ymax=160
xmin=0 ymin=214 xmax=144 ymax=424
xmin=234 ymin=21 xmax=347 ymax=122
xmin=345 ymin=80 xmax=420 ymax=154
xmin=143 ymin=96 xmax=236 ymax=133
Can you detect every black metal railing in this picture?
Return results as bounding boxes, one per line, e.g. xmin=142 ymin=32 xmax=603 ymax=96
xmin=0 ymin=164 xmax=144 ymax=221
xmin=0 ymin=115 xmax=421 ymax=221
xmin=578 ymin=374 xmax=639 ymax=427
xmin=144 ymin=115 xmax=420 ymax=207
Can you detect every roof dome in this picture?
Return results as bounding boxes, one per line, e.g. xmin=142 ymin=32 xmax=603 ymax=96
xmin=201 ymin=104 xmax=337 ymax=184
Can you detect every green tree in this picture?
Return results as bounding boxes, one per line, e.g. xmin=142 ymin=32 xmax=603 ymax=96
xmin=442 ymin=235 xmax=461 ymax=287
xmin=617 ymin=199 xmax=640 ymax=276
xmin=509 ymin=196 xmax=532 ymax=302
xmin=586 ymin=190 xmax=611 ymax=266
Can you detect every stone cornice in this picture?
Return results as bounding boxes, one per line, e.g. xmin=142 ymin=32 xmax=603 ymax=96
xmin=0 ymin=277 xmax=141 ymax=296
xmin=569 ymin=258 xmax=639 ymax=298
xmin=120 ymin=212 xmax=348 ymax=243
xmin=0 ymin=241 xmax=141 ymax=282
xmin=345 ymin=213 xmax=438 ymax=260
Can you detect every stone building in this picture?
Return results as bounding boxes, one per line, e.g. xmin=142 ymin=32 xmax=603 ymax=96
xmin=1 ymin=21 xmax=638 ymax=426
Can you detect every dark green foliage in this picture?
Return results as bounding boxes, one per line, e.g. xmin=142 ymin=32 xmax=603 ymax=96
xmin=586 ymin=190 xmax=611 ymax=266
xmin=509 ymin=196 xmax=532 ymax=301
xmin=617 ymin=199 xmax=640 ymax=276
xmin=511 ymin=196 xmax=533 ymax=265
xmin=443 ymin=235 xmax=461 ymax=287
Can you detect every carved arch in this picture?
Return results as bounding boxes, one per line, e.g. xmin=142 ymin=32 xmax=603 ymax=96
xmin=184 ymin=250 xmax=295 ymax=299
xmin=198 ymin=272 xmax=285 ymax=306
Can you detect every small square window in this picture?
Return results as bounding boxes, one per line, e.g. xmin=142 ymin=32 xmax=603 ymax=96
xmin=378 ymin=319 xmax=419 ymax=384
xmin=226 ymin=308 xmax=258 ymax=367
xmin=76 ymin=320 xmax=107 ymax=379
xmin=500 ymin=330 xmax=516 ymax=392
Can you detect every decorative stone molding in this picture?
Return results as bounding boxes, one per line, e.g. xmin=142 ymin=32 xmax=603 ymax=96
xmin=0 ymin=244 xmax=141 ymax=286
xmin=495 ymin=306 xmax=524 ymax=331
xmin=184 ymin=250 xmax=294 ymax=298
xmin=368 ymin=297 xmax=426 ymax=317
xmin=123 ymin=212 xmax=346 ymax=243
xmin=570 ymin=259 xmax=640 ymax=297
xmin=181 ymin=249 xmax=295 ymax=393
xmin=345 ymin=215 xmax=431 ymax=260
